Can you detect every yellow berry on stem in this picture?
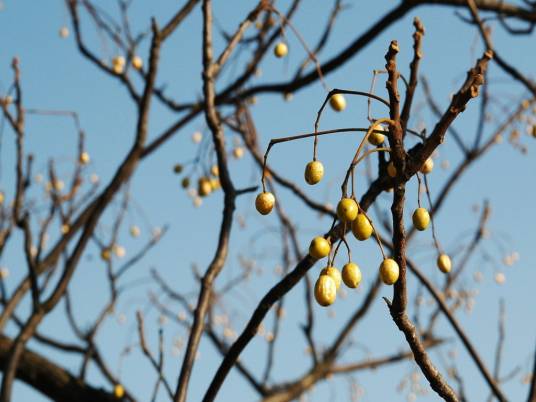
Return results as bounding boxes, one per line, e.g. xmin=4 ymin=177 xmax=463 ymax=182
xmin=351 ymin=213 xmax=373 ymax=241
xmin=379 ymin=258 xmax=399 ymax=285
xmin=274 ymin=42 xmax=288 ymax=58
xmin=255 ymin=192 xmax=275 ymax=215
xmin=101 ymin=248 xmax=111 ymax=262
xmin=320 ymin=266 xmax=342 ymax=290
xmin=233 ymin=147 xmax=244 ymax=159
xmin=198 ymin=177 xmax=212 ymax=197
xmin=314 ymin=274 xmax=337 ymax=306
xmin=329 ymin=93 xmax=346 ymax=112
xmin=132 ymin=55 xmax=143 ymax=70
xmin=304 ymin=160 xmax=324 ymax=185
xmin=342 ymin=262 xmax=362 ymax=288
xmin=368 ymin=123 xmax=385 ymax=146
xmin=79 ymin=151 xmax=90 ymax=165
xmin=437 ymin=254 xmax=452 ymax=273
xmin=308 ymin=237 xmax=330 ymax=259
xmin=114 ymin=384 xmax=125 ymax=398
xmin=337 ymin=198 xmax=358 ymax=222
xmin=412 ymin=207 xmax=430 ymax=231
xmin=420 ymin=157 xmax=434 ymax=174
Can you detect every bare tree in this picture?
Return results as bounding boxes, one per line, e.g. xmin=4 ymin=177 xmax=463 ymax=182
xmin=1 ymin=1 xmax=535 ymax=401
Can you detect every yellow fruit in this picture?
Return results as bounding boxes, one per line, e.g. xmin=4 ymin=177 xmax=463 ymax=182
xmin=437 ymin=254 xmax=452 ymax=273
xmin=192 ymin=131 xmax=203 ymax=143
xmin=368 ymin=124 xmax=385 ymax=146
xmin=210 ymin=178 xmax=221 ymax=191
xmin=329 ymin=93 xmax=346 ymax=112
xmin=61 ymin=224 xmax=70 ymax=234
xmin=274 ymin=42 xmax=288 ymax=58
xmin=314 ymin=274 xmax=337 ymax=306
xmin=132 ymin=55 xmax=143 ymax=70
xmin=309 ymin=237 xmax=331 ymax=259
xmin=342 ymin=262 xmax=362 ymax=288
xmin=59 ymin=26 xmax=69 ymax=38
xmin=531 ymin=125 xmax=536 ymax=138
xmin=379 ymin=258 xmax=399 ymax=285
xmin=320 ymin=266 xmax=342 ymax=290
xmin=114 ymin=384 xmax=125 ymax=398
xmin=352 ymin=213 xmax=373 ymax=241
xmin=255 ymin=192 xmax=275 ymax=215
xmin=101 ymin=248 xmax=111 ymax=261
xmin=113 ymin=245 xmax=126 ymax=258
xmin=0 ymin=192 xmax=4 ymax=204
xmin=233 ymin=147 xmax=244 ymax=159
xmin=304 ymin=160 xmax=324 ymax=185
xmin=210 ymin=165 xmax=219 ymax=176
xmin=130 ymin=225 xmax=140 ymax=238
xmin=420 ymin=157 xmax=434 ymax=174
xmin=79 ymin=151 xmax=90 ymax=165
xmin=412 ymin=207 xmax=430 ymax=231
xmin=198 ymin=177 xmax=212 ymax=197
xmin=112 ymin=56 xmax=125 ymax=74
xmin=181 ymin=177 xmax=190 ymax=189
xmin=387 ymin=161 xmax=397 ymax=178
xmin=337 ymin=198 xmax=358 ymax=223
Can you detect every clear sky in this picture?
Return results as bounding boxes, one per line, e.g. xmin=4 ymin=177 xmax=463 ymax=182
xmin=1 ymin=1 xmax=536 ymax=401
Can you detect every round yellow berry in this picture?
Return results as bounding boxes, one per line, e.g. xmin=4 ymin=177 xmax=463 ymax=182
xmin=130 ymin=225 xmax=140 ymax=238
xmin=112 ymin=56 xmax=125 ymax=74
xmin=420 ymin=157 xmax=434 ymax=174
xmin=274 ymin=42 xmax=288 ymax=58
xmin=132 ymin=55 xmax=143 ymax=70
xmin=101 ymin=248 xmax=111 ymax=262
xmin=233 ymin=147 xmax=244 ymax=159
xmin=342 ymin=262 xmax=362 ymax=288
xmin=210 ymin=178 xmax=221 ymax=191
xmin=379 ymin=258 xmax=399 ymax=285
xmin=320 ymin=266 xmax=342 ymax=290
xmin=437 ymin=254 xmax=452 ymax=274
xmin=198 ymin=177 xmax=212 ymax=197
xmin=314 ymin=274 xmax=337 ymax=306
xmin=61 ymin=224 xmax=70 ymax=234
xmin=337 ymin=198 xmax=358 ymax=223
xmin=329 ymin=93 xmax=346 ymax=112
xmin=255 ymin=192 xmax=275 ymax=215
xmin=412 ymin=207 xmax=430 ymax=231
xmin=79 ymin=151 xmax=90 ymax=165
xmin=309 ymin=237 xmax=330 ymax=259
xmin=304 ymin=160 xmax=324 ymax=185
xmin=114 ymin=384 xmax=125 ymax=398
xmin=352 ymin=213 xmax=373 ymax=241
xmin=368 ymin=124 xmax=385 ymax=146
xmin=387 ymin=161 xmax=397 ymax=178
xmin=59 ymin=26 xmax=69 ymax=38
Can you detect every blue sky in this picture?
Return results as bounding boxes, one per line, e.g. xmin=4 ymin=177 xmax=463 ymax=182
xmin=1 ymin=1 xmax=536 ymax=401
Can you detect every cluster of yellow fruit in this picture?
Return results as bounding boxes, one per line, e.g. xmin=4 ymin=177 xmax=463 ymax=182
xmin=112 ymin=56 xmax=126 ymax=74
xmin=256 ymin=152 xmax=452 ymax=306
xmin=111 ymin=55 xmax=143 ymax=74
xmin=307 ymin=235 xmax=400 ymax=306
xmin=175 ymin=163 xmax=221 ymax=200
